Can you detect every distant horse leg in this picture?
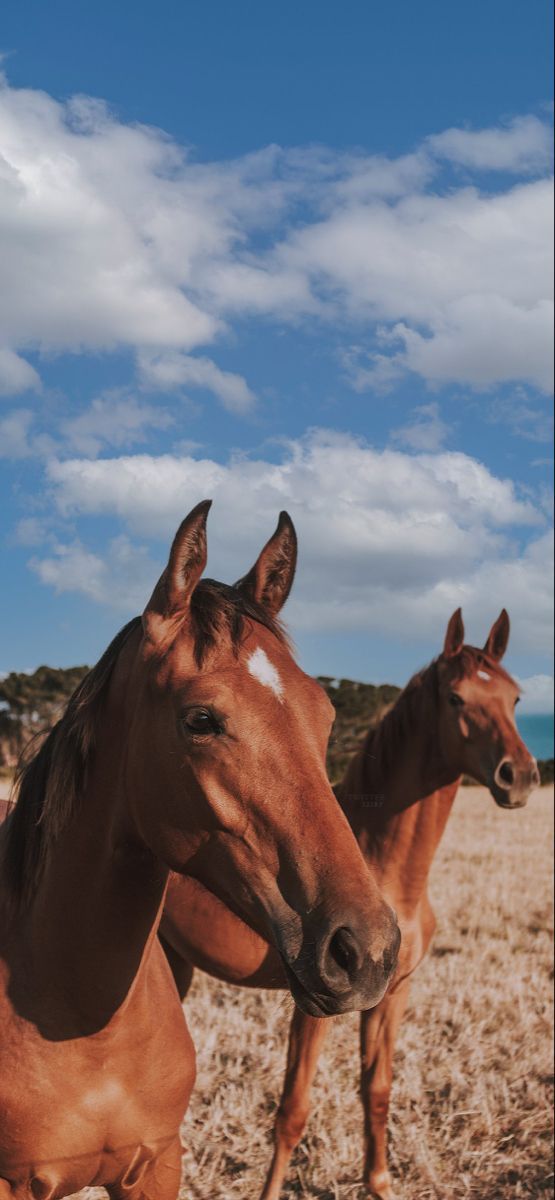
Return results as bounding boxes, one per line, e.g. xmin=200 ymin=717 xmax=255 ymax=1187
xmin=259 ymin=1005 xmax=329 ymax=1200
xmin=158 ymin=932 xmax=195 ymax=1001
xmin=106 ymin=1136 xmax=182 ymax=1199
xmin=360 ymin=980 xmax=411 ymax=1200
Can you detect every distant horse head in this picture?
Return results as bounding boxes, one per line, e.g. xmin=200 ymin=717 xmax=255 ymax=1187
xmin=437 ymin=608 xmax=539 ymax=808
xmin=119 ymin=502 xmax=399 ymax=1014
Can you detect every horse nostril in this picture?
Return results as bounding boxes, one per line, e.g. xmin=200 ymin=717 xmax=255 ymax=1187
xmin=499 ymin=758 xmax=514 ymax=787
xmin=498 ymin=760 xmax=515 ymax=787
xmin=311 ymin=910 xmax=400 ymax=1006
xmin=328 ymin=926 xmax=362 ymax=979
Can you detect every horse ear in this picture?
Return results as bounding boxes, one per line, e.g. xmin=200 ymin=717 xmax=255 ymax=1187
xmin=483 ymin=609 xmax=510 ymax=661
xmin=443 ymin=608 xmax=465 ymax=659
xmin=234 ymin=511 xmax=297 ymax=615
xmin=143 ymin=500 xmax=211 ymax=635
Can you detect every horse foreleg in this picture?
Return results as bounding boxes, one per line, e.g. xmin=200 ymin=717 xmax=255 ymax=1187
xmin=360 ymin=979 xmax=410 ymax=1200
xmin=158 ymin=932 xmax=195 ymax=1001
xmin=259 ymin=1005 xmax=329 ymax=1200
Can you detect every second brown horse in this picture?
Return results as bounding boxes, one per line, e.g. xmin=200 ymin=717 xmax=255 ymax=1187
xmin=160 ymin=606 xmax=539 ymax=1199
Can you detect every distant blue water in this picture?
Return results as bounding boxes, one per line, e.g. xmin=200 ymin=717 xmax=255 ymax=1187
xmin=517 ymin=714 xmax=554 ymax=760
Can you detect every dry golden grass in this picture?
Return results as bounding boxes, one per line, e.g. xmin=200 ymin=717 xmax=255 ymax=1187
xmin=61 ymin=786 xmax=555 ymax=1199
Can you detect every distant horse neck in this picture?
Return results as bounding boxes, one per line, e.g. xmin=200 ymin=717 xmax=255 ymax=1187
xmin=340 ymin=659 xmax=459 ymax=832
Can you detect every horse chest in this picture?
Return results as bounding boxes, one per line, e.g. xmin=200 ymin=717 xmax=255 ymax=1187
xmin=0 ymin=986 xmax=193 ymax=1195
xmin=390 ymin=895 xmax=436 ymax=986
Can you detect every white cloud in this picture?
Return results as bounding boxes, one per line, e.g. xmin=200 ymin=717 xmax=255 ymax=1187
xmin=13 ymin=517 xmax=50 ymax=547
xmin=428 ymin=115 xmax=553 ymax=174
xmin=59 ymin=393 xmax=174 ymax=456
xmin=517 ymin=674 xmax=554 ymax=714
xmin=286 ymin=180 xmax=553 ymax=394
xmin=0 ymin=74 xmax=552 ymax=403
xmin=31 ymin=535 xmax=155 ymax=611
xmin=485 ymin=389 xmax=554 ymax=443
xmin=0 ymin=392 xmax=174 ymax=460
xmin=33 ymin=431 xmax=551 ymax=656
xmin=392 ymin=402 xmax=451 ymax=451
xmin=0 ymin=81 xmax=220 ymax=355
xmin=137 ymin=351 xmax=255 ymax=413
xmin=0 ymin=408 xmax=55 ymax=457
xmin=389 ymin=296 xmax=553 ymax=392
xmin=0 ymin=408 xmax=33 ymax=457
xmin=0 ymin=347 xmax=40 ymax=395
xmin=428 ymin=529 xmax=553 ymax=658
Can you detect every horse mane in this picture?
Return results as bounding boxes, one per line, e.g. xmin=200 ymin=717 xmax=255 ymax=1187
xmin=363 ymin=662 xmax=436 ymax=781
xmin=3 ymin=581 xmax=287 ymax=906
xmin=3 ymin=616 xmax=142 ymax=907
xmin=188 ymin=578 xmax=288 ymax=665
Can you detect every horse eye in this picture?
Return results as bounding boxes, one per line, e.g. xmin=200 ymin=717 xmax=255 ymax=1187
xmin=183 ymin=708 xmax=221 ymax=735
xmin=515 ymin=697 xmax=520 ymax=706
xmin=449 ymin=692 xmax=464 ymax=708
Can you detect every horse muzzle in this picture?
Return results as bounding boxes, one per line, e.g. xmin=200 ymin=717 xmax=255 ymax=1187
xmin=279 ymin=904 xmax=401 ymax=1017
xmin=491 ymin=756 xmax=540 ymax=809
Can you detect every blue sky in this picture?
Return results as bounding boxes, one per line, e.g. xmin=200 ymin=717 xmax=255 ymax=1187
xmin=0 ymin=0 xmax=553 ymax=710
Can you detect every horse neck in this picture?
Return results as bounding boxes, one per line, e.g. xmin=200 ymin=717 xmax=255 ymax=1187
xmin=338 ymin=665 xmax=460 ymax=904
xmin=4 ymin=654 xmax=171 ymax=1037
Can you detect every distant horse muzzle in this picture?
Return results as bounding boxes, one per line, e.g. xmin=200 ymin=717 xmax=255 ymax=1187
xmin=492 ymin=756 xmax=540 ymax=809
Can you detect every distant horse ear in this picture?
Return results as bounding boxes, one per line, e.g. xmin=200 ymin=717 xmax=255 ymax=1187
xmin=234 ymin=511 xmax=297 ymax=615
xmin=142 ymin=500 xmax=211 ymax=638
xmin=483 ymin=609 xmax=510 ymax=662
xmin=443 ymin=608 xmax=465 ymax=659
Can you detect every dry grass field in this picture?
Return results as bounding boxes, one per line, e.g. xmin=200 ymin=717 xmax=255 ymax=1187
xmin=42 ymin=785 xmax=555 ymax=1199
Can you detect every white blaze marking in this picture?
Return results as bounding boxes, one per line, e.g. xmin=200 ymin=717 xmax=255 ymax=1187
xmin=247 ymin=647 xmax=284 ymax=699
xmin=478 ymin=670 xmax=491 ymax=682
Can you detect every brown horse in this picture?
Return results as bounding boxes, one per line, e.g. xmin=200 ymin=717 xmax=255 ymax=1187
xmin=0 ymin=502 xmax=400 ymax=1200
xmin=159 ymin=607 xmax=539 ymax=1199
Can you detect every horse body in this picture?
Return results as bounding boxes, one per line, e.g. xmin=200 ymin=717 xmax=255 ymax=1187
xmin=161 ymin=873 xmax=286 ymax=990
xmin=0 ymin=954 xmax=190 ymax=1196
xmin=0 ymin=504 xmax=400 ymax=1199
xmin=0 ymin=622 xmax=192 ymax=1199
xmin=160 ymin=608 xmax=539 ymax=1200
